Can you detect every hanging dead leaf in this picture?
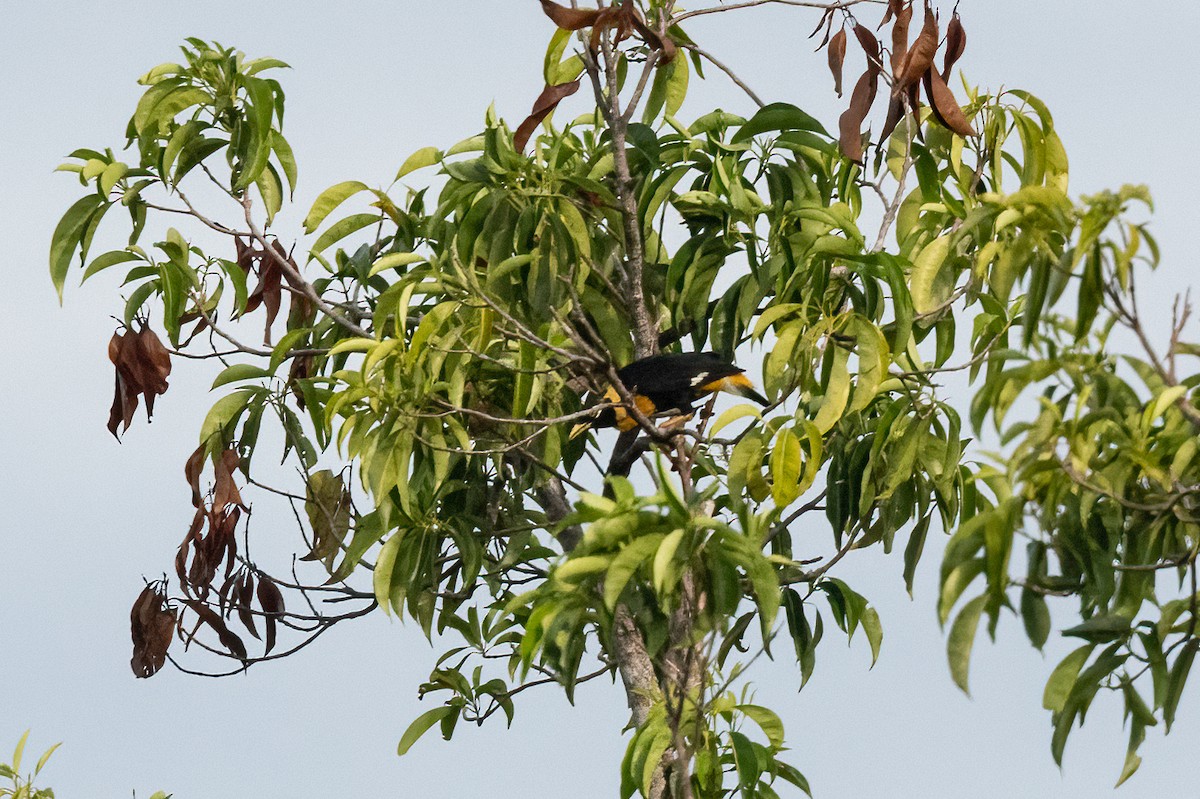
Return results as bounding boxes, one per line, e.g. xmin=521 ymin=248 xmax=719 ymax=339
xmin=539 ymin=0 xmax=601 ymax=31
xmin=212 ymin=447 xmax=246 ymax=511
xmin=184 ymin=443 xmax=206 ymax=508
xmin=894 ymin=1 xmax=936 ymax=92
xmin=176 ymin=507 xmax=205 ymax=587
xmin=880 ymin=0 xmax=906 ymax=27
xmin=808 ymin=7 xmax=835 ymax=41
xmin=135 ymin=326 xmax=171 ymax=416
xmin=130 ymin=582 xmax=175 ymax=678
xmin=236 ymin=570 xmax=260 ymax=641
xmin=852 ymin=23 xmax=882 ymax=62
xmin=514 ymin=78 xmax=582 ymax=153
xmin=828 ymin=28 xmax=848 ymax=97
xmin=106 ymin=331 xmax=137 ymax=438
xmin=837 ymin=25 xmax=882 ymax=163
xmin=942 ymin=11 xmax=966 ymax=80
xmin=838 ymin=67 xmax=879 ymax=162
xmin=183 ymin=599 xmax=248 ymax=662
xmin=256 ymin=576 xmax=286 ymax=656
xmin=878 ymin=95 xmax=906 ymax=144
xmin=889 ymin=1 xmax=913 ymax=73
xmin=105 ymin=324 xmax=172 ymax=439
xmin=630 ymin=9 xmax=677 ymax=62
xmin=924 ymin=67 xmax=977 ymax=136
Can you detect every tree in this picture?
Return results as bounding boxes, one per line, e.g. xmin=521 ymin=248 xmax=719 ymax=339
xmin=49 ymin=0 xmax=1200 ymax=794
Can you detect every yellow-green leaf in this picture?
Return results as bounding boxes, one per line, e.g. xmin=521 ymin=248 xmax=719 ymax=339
xmin=303 ymin=180 xmax=369 ymax=233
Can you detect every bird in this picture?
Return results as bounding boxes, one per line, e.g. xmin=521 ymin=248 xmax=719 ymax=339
xmin=570 ymin=352 xmax=769 ymax=439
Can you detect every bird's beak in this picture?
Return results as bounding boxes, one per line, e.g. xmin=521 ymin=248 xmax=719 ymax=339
xmin=569 ymin=422 xmax=592 ymax=441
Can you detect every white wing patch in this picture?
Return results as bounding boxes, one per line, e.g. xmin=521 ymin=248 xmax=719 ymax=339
xmin=690 ymin=371 xmax=712 ymax=387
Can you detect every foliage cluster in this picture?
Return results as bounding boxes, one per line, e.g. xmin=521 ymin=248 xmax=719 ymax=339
xmin=50 ymin=1 xmax=1200 ymax=794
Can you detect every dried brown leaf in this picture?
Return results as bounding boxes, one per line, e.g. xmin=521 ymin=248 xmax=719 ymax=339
xmin=924 ymin=67 xmax=977 ymax=136
xmin=539 ymin=0 xmax=601 ymax=31
xmin=514 ymin=78 xmax=582 ymax=153
xmin=184 ymin=443 xmax=206 ymax=508
xmin=184 ymin=599 xmax=248 ymax=662
xmin=878 ymin=94 xmax=906 ymax=145
xmin=894 ymin=1 xmax=937 ymax=91
xmin=130 ymin=583 xmax=175 ymax=678
xmin=808 ymin=7 xmax=834 ymax=39
xmin=212 ymin=447 xmax=246 ymax=511
xmin=839 ymin=67 xmax=880 ymax=162
xmin=176 ymin=507 xmax=205 ymax=587
xmin=630 ymin=9 xmax=676 ymax=62
xmin=942 ymin=12 xmax=966 ymax=80
xmin=256 ymin=577 xmax=286 ymax=656
xmin=106 ymin=330 xmax=139 ymax=438
xmin=853 ymin=24 xmax=882 ymax=62
xmin=828 ymin=28 xmax=848 ymax=97
xmin=880 ymin=0 xmax=906 ymax=26
xmin=889 ymin=1 xmax=912 ymax=72
xmin=236 ymin=571 xmax=260 ymax=641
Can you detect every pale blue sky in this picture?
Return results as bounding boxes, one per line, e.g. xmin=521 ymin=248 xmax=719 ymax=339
xmin=3 ymin=2 xmax=1198 ymax=797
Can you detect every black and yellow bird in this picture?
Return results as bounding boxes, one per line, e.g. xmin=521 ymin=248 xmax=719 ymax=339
xmin=570 ymin=352 xmax=769 ymax=438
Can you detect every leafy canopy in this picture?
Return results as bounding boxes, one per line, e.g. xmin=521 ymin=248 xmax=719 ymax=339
xmin=51 ymin=3 xmax=1200 ymax=795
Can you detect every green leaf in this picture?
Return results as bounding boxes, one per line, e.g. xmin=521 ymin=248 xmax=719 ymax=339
xmin=311 ymin=212 xmax=382 ymax=253
xmin=861 ymin=606 xmax=883 ymax=667
xmin=736 ymin=704 xmax=785 ymax=748
xmin=947 ymin=594 xmax=986 ymax=695
xmin=81 ymin=249 xmax=141 ymax=283
xmin=303 ymin=180 xmax=369 ymax=234
xmin=199 ymin=390 xmax=257 ymax=445
xmin=211 ymin=363 xmax=274 ymax=389
xmin=664 ymin=54 xmax=689 ymax=118
xmin=1164 ymin=638 xmax=1198 ymax=732
xmin=554 ymin=555 xmax=610 ymax=583
xmin=910 ymin=235 xmax=952 ymax=315
xmin=811 ymin=345 xmax=850 ymax=433
xmin=12 ymin=730 xmax=29 ymax=774
xmin=373 ymin=533 xmax=401 ymax=617
xmin=395 ymin=146 xmax=442 ymax=180
xmin=732 ymin=102 xmax=828 ymax=142
xmin=50 ymin=195 xmax=105 ymax=301
xmin=99 ymin=161 xmax=129 ymax=196
xmin=1061 ymin=614 xmax=1131 ymax=643
xmin=33 ymin=742 xmax=61 ymax=776
xmin=368 ymin=252 xmax=427 ymax=277
xmin=709 ymin=403 xmax=762 ymax=438
xmin=1042 ymin=645 xmax=1093 ymax=713
xmin=653 ymin=529 xmax=685 ymax=596
xmin=604 ymin=534 xmax=665 ymax=610
xmin=730 ymin=730 xmax=760 ymax=787
xmin=271 ymin=131 xmax=298 ymax=196
xmin=1020 ymin=588 xmax=1051 ymax=650
xmin=770 ymin=427 xmax=802 ymax=507
xmin=396 ymin=706 xmax=455 ymax=755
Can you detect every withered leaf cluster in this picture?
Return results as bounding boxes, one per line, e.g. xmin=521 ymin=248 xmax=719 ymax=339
xmin=234 ymin=236 xmax=314 ymax=344
xmin=538 ymin=0 xmax=676 ymax=60
xmin=130 ymin=580 xmax=175 ymax=678
xmin=160 ymin=445 xmax=286 ymax=670
xmin=107 ymin=325 xmax=172 ymax=439
xmin=822 ymin=0 xmax=975 ymax=163
xmin=178 ymin=447 xmax=246 ymax=599
xmin=518 ymin=0 xmax=677 ymax=153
